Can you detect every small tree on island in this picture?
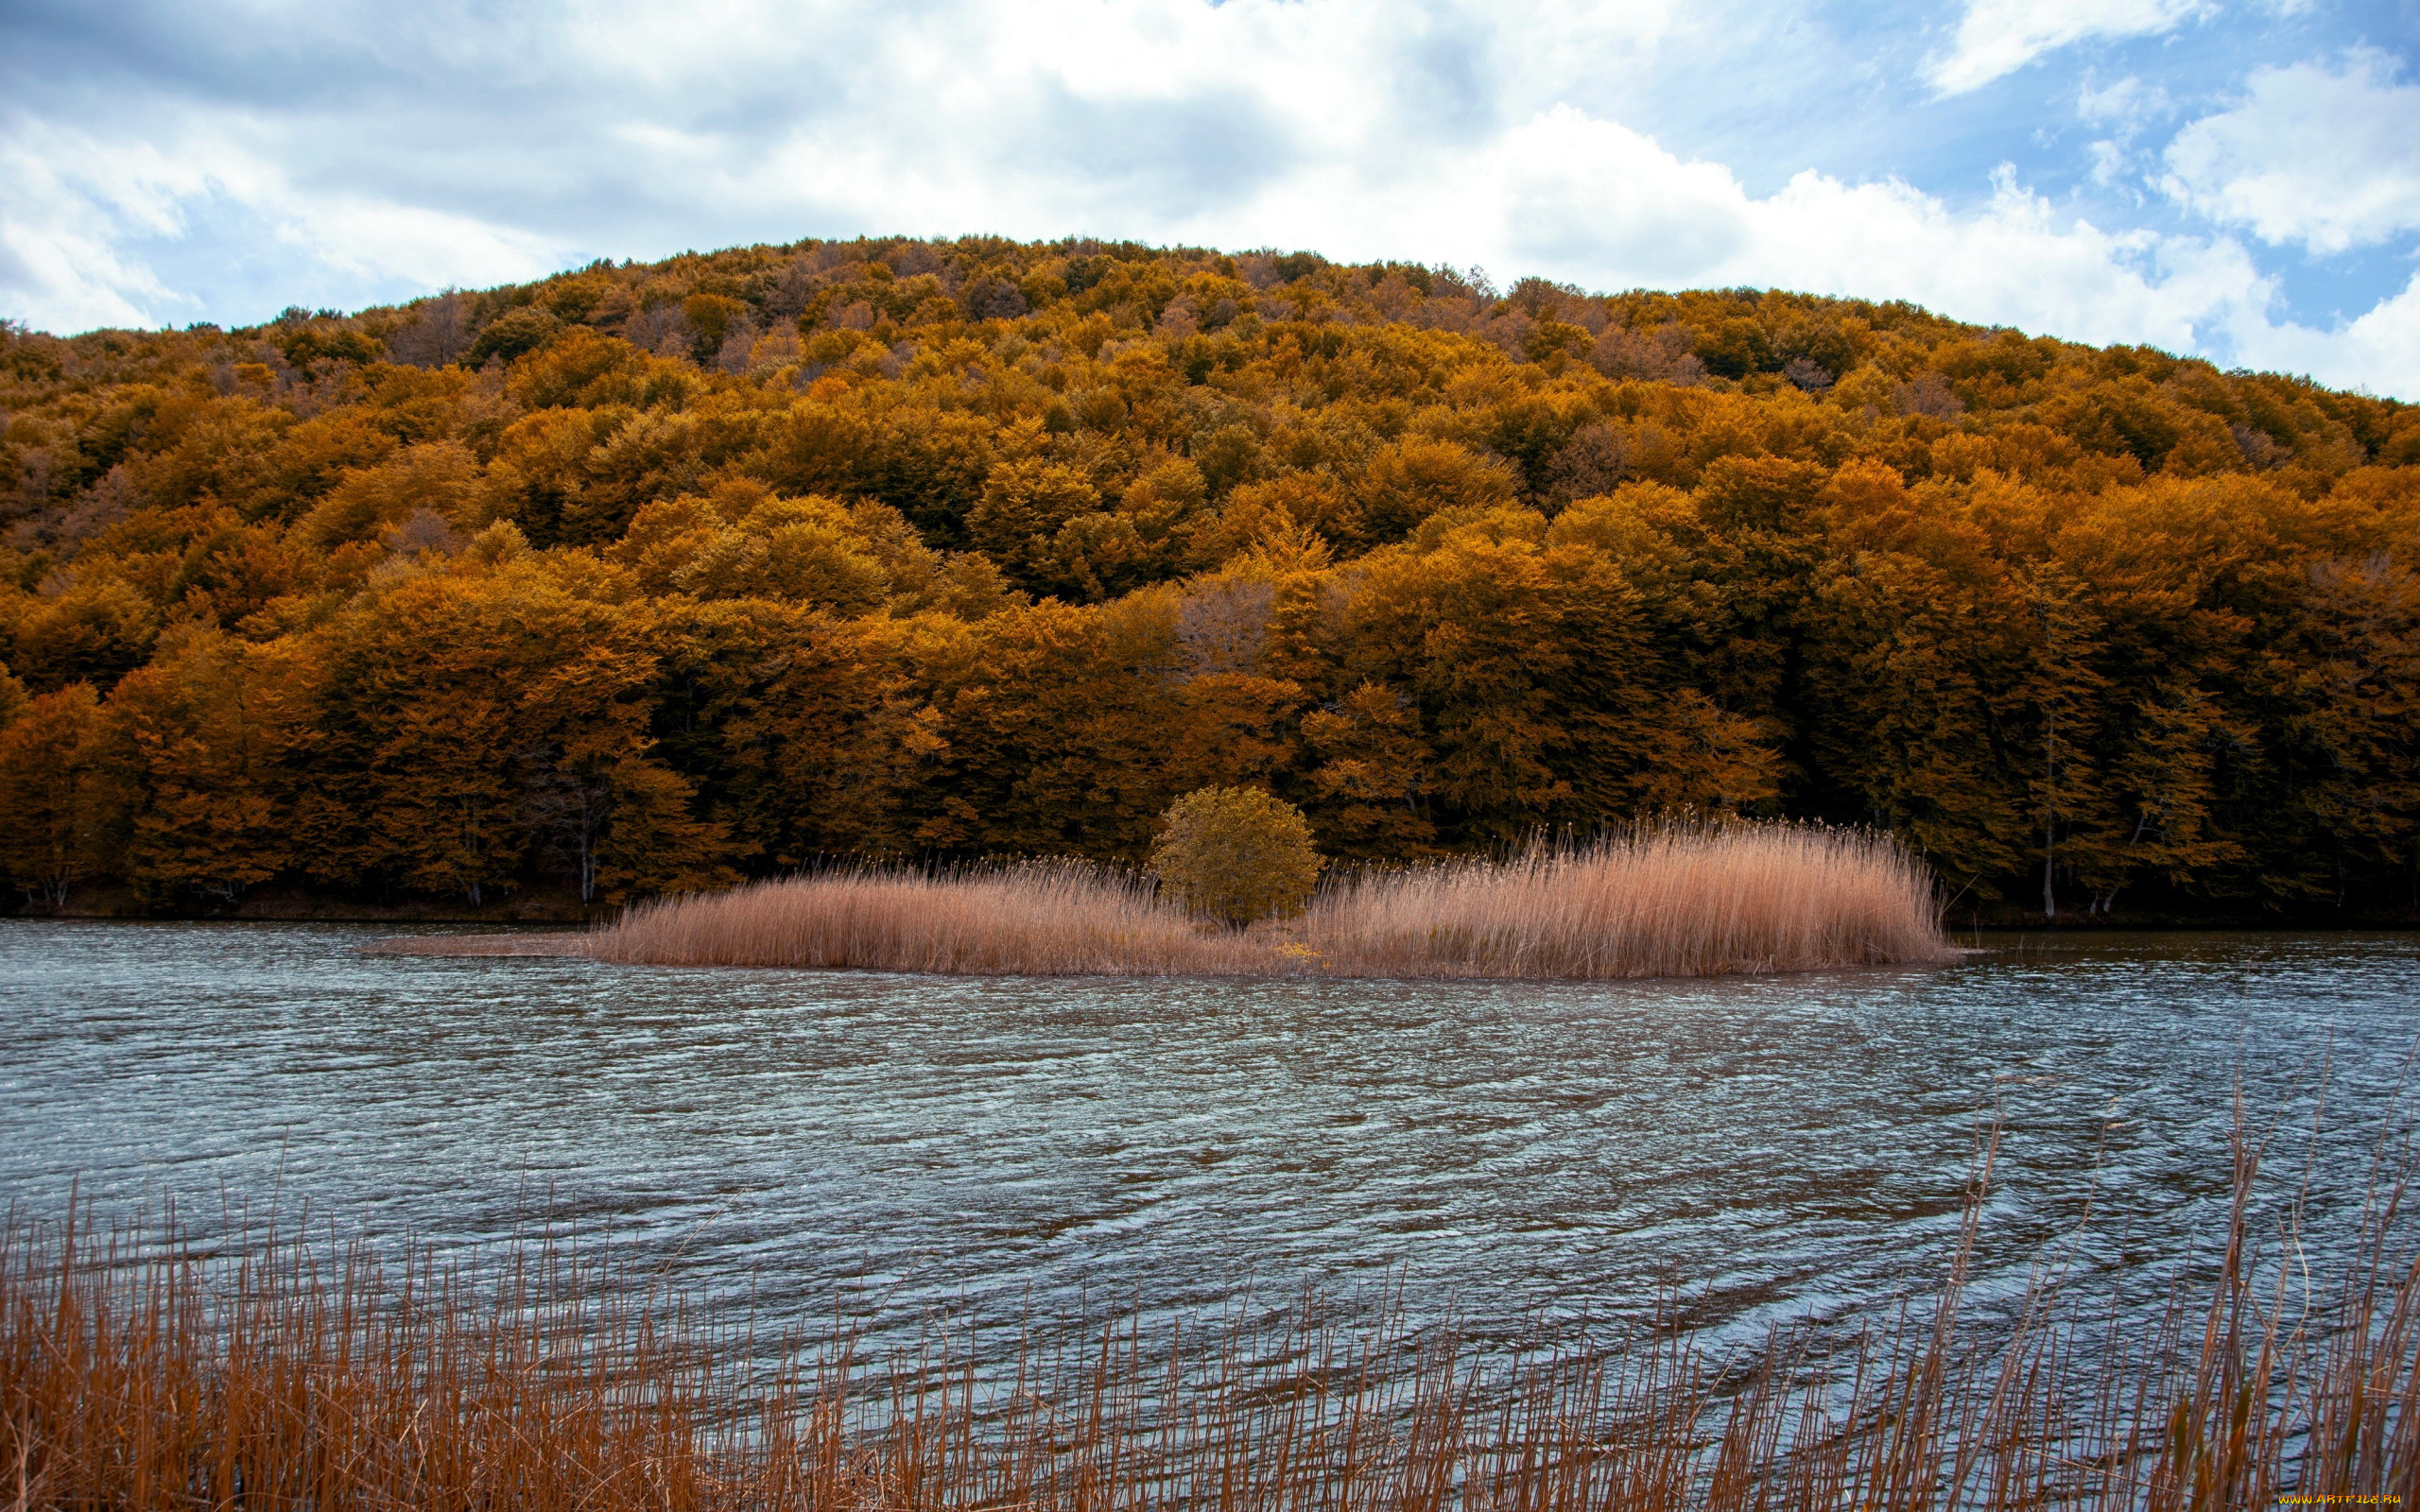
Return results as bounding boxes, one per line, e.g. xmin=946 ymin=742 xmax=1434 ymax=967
xmin=1149 ymin=786 xmax=1326 ymax=926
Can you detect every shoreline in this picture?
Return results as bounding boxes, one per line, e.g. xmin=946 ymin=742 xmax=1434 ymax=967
xmin=11 ymin=897 xmax=2418 ymax=933
xmin=357 ymin=932 xmax=1995 ymax=978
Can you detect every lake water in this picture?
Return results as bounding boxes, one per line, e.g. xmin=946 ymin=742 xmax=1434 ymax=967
xmin=3 ymin=921 xmax=2415 ymax=1356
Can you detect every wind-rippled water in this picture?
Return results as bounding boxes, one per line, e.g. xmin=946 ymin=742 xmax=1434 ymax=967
xmin=3 ymin=921 xmax=2415 ymax=1353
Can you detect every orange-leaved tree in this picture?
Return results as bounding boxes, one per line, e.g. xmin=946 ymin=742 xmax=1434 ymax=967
xmin=1149 ymin=786 xmax=1324 ymax=925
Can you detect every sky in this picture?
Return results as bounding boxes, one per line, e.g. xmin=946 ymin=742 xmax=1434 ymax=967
xmin=3 ymin=0 xmax=2417 ymax=396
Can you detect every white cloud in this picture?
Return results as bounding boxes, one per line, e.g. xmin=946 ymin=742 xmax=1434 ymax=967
xmin=2074 ymin=76 xmax=2169 ymax=191
xmin=1478 ymin=116 xmax=2279 ymax=360
xmin=2333 ymin=276 xmax=2420 ymax=384
xmin=2222 ymin=268 xmax=2420 ymax=391
xmin=1928 ymin=0 xmax=2209 ymax=95
xmin=2163 ymin=49 xmax=2420 ymax=253
xmin=2076 ymin=74 xmax=2168 ymax=127
xmin=0 ymin=114 xmax=206 ymax=329
xmin=271 ymin=199 xmax=567 ymax=293
xmin=0 ymin=102 xmax=567 ymax=329
xmin=3 ymin=0 xmax=2417 ymax=397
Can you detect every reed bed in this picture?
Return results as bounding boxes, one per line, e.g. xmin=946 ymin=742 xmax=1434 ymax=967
xmin=8 ymin=1123 xmax=2418 ymax=1510
xmin=1305 ymin=825 xmax=1947 ymax=980
xmin=459 ymin=821 xmax=1951 ymax=980
xmin=591 ymin=859 xmax=1269 ymax=975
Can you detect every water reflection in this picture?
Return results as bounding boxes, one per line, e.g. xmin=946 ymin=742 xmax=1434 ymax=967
xmin=3 ymin=922 xmax=2413 ymax=1352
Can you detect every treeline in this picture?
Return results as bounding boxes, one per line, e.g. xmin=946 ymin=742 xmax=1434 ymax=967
xmin=1 ymin=235 xmax=2414 ymax=920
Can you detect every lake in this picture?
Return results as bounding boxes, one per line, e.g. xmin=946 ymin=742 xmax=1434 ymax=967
xmin=3 ymin=920 xmax=2414 ymax=1358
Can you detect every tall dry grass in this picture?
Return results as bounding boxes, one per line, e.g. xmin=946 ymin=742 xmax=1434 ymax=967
xmin=9 ymin=1121 xmax=2419 ymax=1509
xmin=552 ymin=821 xmax=1951 ymax=980
xmin=1305 ymin=824 xmax=1946 ymax=979
xmin=590 ymin=859 xmax=1269 ymax=975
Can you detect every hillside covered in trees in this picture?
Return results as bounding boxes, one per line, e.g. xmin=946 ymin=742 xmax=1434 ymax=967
xmin=2 ymin=236 xmax=2415 ymax=922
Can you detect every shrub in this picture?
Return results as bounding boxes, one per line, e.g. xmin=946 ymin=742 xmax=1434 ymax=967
xmin=1149 ymin=786 xmax=1324 ymax=925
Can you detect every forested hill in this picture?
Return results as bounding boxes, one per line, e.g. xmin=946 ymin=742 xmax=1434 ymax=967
xmin=2 ymin=236 xmax=2415 ymax=922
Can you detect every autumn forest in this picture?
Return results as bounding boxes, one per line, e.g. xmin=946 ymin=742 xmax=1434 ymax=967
xmin=1 ymin=235 xmax=2414 ymax=922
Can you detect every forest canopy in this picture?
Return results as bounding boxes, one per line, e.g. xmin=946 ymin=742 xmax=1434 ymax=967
xmin=2 ymin=234 xmax=2415 ymax=921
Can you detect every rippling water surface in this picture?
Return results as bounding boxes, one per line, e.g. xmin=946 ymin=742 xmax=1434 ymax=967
xmin=3 ymin=922 xmax=2415 ymax=1351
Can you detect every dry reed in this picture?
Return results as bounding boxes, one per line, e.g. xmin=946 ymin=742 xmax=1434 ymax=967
xmin=1305 ymin=825 xmax=1947 ymax=980
xmin=9 ymin=1119 xmax=2417 ymax=1510
xmin=594 ymin=859 xmax=1271 ymax=975
xmin=413 ymin=821 xmax=1952 ymax=980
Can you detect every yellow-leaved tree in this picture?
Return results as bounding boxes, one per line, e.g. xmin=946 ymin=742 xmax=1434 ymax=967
xmin=1148 ymin=786 xmax=1323 ymax=926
